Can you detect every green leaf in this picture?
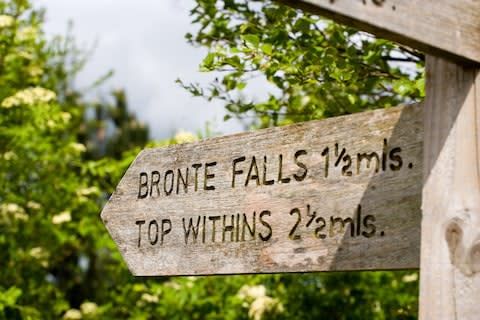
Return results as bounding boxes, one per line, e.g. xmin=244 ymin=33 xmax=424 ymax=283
xmin=200 ymin=52 xmax=216 ymax=71
xmin=236 ymin=82 xmax=247 ymax=90
xmin=0 ymin=287 xmax=22 ymax=307
xmin=347 ymin=94 xmax=356 ymax=105
xmin=415 ymin=77 xmax=426 ymax=97
xmin=293 ymin=17 xmax=311 ymax=33
xmin=224 ymin=56 xmax=242 ymax=69
xmin=241 ymin=34 xmax=260 ymax=48
xmin=261 ymin=43 xmax=273 ymax=55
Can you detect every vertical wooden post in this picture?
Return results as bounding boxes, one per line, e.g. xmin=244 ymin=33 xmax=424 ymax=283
xmin=420 ymin=56 xmax=480 ymax=319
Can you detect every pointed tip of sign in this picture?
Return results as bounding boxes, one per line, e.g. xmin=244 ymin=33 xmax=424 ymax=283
xmin=99 ymin=196 xmax=114 ymax=222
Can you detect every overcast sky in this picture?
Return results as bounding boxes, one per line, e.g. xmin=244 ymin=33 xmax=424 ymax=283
xmin=36 ymin=0 xmax=245 ymax=140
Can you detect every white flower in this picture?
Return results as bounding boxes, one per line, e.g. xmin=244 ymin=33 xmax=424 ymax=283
xmin=52 ymin=211 xmax=71 ymax=224
xmin=186 ymin=277 xmax=196 ymax=288
xmin=61 ymin=112 xmax=72 ymax=123
xmin=29 ymin=247 xmax=43 ymax=259
xmin=15 ymin=212 xmax=28 ymax=221
xmin=5 ymin=203 xmax=21 ymax=213
xmin=174 ymin=129 xmax=198 ymax=144
xmin=16 ymin=26 xmax=38 ymax=41
xmin=17 ymin=51 xmax=34 ymax=60
xmin=0 ymin=203 xmax=28 ymax=221
xmin=248 ymin=296 xmax=284 ymax=320
xmin=77 ymin=187 xmax=99 ymax=196
xmin=63 ymin=309 xmax=82 ymax=320
xmin=1 ymin=87 xmax=56 ymax=108
xmin=237 ymin=285 xmax=284 ymax=320
xmin=80 ymin=302 xmax=98 ymax=315
xmin=28 ymin=66 xmax=43 ymax=77
xmin=141 ymin=293 xmax=159 ymax=303
xmin=0 ymin=15 xmax=14 ymax=28
xmin=29 ymin=247 xmax=49 ymax=260
xmin=402 ymin=273 xmax=418 ymax=283
xmin=69 ymin=143 xmax=86 ymax=153
xmin=3 ymin=151 xmax=17 ymax=160
xmin=26 ymin=201 xmax=41 ymax=210
xmin=237 ymin=285 xmax=266 ymax=300
xmin=164 ymin=281 xmax=181 ymax=290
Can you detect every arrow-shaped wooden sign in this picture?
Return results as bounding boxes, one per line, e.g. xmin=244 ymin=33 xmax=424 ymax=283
xmin=101 ymin=103 xmax=422 ymax=276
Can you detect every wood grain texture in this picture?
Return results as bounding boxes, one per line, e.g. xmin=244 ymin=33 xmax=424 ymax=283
xmin=101 ymin=104 xmax=423 ymax=276
xmin=420 ymin=57 xmax=480 ymax=319
xmin=278 ymin=0 xmax=480 ymax=64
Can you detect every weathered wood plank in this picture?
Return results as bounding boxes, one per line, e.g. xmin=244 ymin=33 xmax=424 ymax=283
xmin=420 ymin=57 xmax=480 ymax=319
xmin=278 ymin=0 xmax=480 ymax=64
xmin=101 ymin=104 xmax=423 ymax=276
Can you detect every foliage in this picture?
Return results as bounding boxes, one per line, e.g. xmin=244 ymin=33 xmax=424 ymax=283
xmin=0 ymin=1 xmax=146 ymax=318
xmin=179 ymin=0 xmax=424 ymax=128
xmin=80 ymin=89 xmax=149 ymax=160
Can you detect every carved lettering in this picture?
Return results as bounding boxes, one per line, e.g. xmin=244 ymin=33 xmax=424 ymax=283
xmin=192 ymin=163 xmax=202 ymax=191
xmin=245 ymin=156 xmax=260 ymax=186
xmin=209 ymin=216 xmax=221 ymax=242
xmin=138 ymin=173 xmax=148 ymax=199
xmin=258 ymin=210 xmax=272 ymax=241
xmin=278 ymin=154 xmax=291 ymax=184
xmin=232 ymin=156 xmax=245 ymax=188
xmin=136 ymin=204 xmax=382 ymax=249
xmin=136 ymin=218 xmax=171 ymax=247
xmin=357 ymin=152 xmax=381 ymax=174
xmin=183 ymin=216 xmax=201 ymax=244
xmin=222 ymin=215 xmax=235 ymax=242
xmin=293 ymin=150 xmax=308 ymax=181
xmin=289 ymin=208 xmax=302 ymax=240
xmin=150 ymin=170 xmax=161 ymax=197
xmin=286 ymin=204 xmax=379 ymax=240
xmin=315 ymin=217 xmax=327 ymax=239
xmin=204 ymin=162 xmax=217 ymax=190
xmin=262 ymin=156 xmax=274 ymax=185
xmin=177 ymin=168 xmax=189 ymax=194
xmin=164 ymin=170 xmax=174 ymax=195
xmin=319 ymin=139 xmax=406 ymax=178
xmin=362 ymin=215 xmax=377 ymax=238
xmin=148 ymin=220 xmax=159 ymax=245
xmin=242 ymin=212 xmax=256 ymax=241
xmin=161 ymin=219 xmax=172 ymax=244
xmin=136 ymin=220 xmax=146 ymax=247
xmin=389 ymin=147 xmax=403 ymax=171
xmin=133 ymin=140 xmax=406 ymax=249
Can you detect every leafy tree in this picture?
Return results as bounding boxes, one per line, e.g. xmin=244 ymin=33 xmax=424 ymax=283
xmin=0 ymin=1 xmax=82 ymax=317
xmin=180 ymin=0 xmax=424 ymax=128
xmin=0 ymin=1 xmax=147 ymax=318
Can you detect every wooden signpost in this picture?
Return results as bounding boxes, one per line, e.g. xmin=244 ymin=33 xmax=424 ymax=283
xmin=101 ymin=0 xmax=479 ymax=318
